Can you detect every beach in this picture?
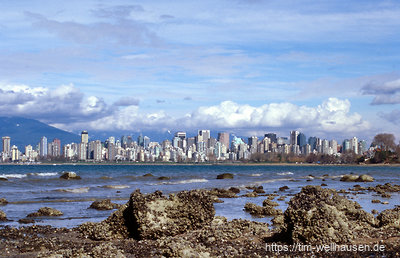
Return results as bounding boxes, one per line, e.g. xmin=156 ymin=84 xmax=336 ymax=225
xmin=0 ymin=164 xmax=399 ymax=256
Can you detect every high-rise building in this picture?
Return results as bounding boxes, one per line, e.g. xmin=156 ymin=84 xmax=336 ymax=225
xmin=81 ymin=131 xmax=89 ymax=144
xmin=297 ymin=133 xmax=307 ymax=147
xmin=11 ymin=145 xmax=19 ymax=161
xmin=78 ymin=142 xmax=87 ymax=160
xmin=51 ymin=138 xmax=61 ymax=157
xmin=308 ymin=137 xmax=318 ymax=151
xmin=2 ymin=136 xmax=11 ymax=156
xmin=137 ymin=134 xmax=144 ymax=147
xmin=143 ymin=136 xmax=150 ymax=149
xmin=264 ymin=133 xmax=277 ymax=143
xmin=197 ymin=130 xmax=210 ymax=143
xmin=217 ymin=132 xmax=229 ymax=149
xmin=350 ymin=137 xmax=358 ymax=154
xmin=39 ymin=136 xmax=48 ymax=157
xmin=290 ymin=131 xmax=299 ymax=146
xmin=248 ymin=136 xmax=258 ymax=153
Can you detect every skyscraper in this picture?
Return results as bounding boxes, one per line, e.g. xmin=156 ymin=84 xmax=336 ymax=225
xmin=264 ymin=133 xmax=277 ymax=143
xmin=217 ymin=132 xmax=229 ymax=149
xmin=81 ymin=131 xmax=89 ymax=144
xmin=297 ymin=133 xmax=307 ymax=147
xmin=197 ymin=130 xmax=210 ymax=143
xmin=290 ymin=130 xmax=299 ymax=146
xmin=2 ymin=136 xmax=11 ymax=156
xmin=39 ymin=136 xmax=48 ymax=157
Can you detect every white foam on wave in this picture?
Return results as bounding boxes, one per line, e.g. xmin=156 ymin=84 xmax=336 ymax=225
xmin=149 ymin=178 xmax=209 ymax=185
xmin=250 ymin=173 xmax=262 ymax=177
xmin=57 ymin=187 xmax=90 ymax=193
xmin=101 ymin=185 xmax=130 ymax=189
xmin=277 ymin=172 xmax=294 ymax=176
xmin=29 ymin=172 xmax=59 ymax=177
xmin=0 ymin=173 xmax=27 ymax=179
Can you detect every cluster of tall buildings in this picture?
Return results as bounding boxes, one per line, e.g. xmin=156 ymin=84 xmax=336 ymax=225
xmin=1 ymin=130 xmax=369 ymax=163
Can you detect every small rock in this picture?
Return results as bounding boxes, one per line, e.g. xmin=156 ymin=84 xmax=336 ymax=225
xmin=89 ymin=199 xmax=119 ymax=210
xmin=279 ymin=186 xmax=289 ymax=191
xmin=216 ymin=173 xmax=234 ymax=179
xmin=371 ymin=209 xmax=379 ymax=215
xmin=382 ymin=201 xmax=389 ymax=205
xmin=321 ymin=183 xmax=327 ymax=186
xmin=229 ymin=187 xmax=240 ymax=194
xmin=262 ymin=199 xmax=279 ymax=207
xmin=100 ymin=176 xmax=112 ymax=180
xmin=0 ymin=210 xmax=7 ymax=221
xmin=253 ymin=188 xmax=265 ymax=194
xmin=18 ymin=218 xmax=35 ymax=224
xmin=0 ymin=177 xmax=7 ymax=181
xmin=243 ymin=192 xmax=258 ymax=197
xmin=27 ymin=207 xmax=63 ymax=217
xmin=143 ymin=173 xmax=154 ymax=177
xmin=157 ymin=176 xmax=170 ymax=180
xmin=0 ymin=198 xmax=8 ymax=205
xmin=372 ymin=199 xmax=381 ymax=204
xmin=381 ymin=193 xmax=391 ymax=198
xmin=60 ymin=172 xmax=81 ymax=180
xmin=277 ymin=196 xmax=286 ymax=201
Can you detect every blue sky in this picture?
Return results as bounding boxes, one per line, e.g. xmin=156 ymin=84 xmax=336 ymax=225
xmin=1 ymin=0 xmax=400 ymax=142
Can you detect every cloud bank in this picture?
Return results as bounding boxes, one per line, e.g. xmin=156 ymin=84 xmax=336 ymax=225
xmin=0 ymin=83 xmax=371 ymax=139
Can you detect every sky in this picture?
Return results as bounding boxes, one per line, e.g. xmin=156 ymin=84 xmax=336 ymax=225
xmin=1 ymin=0 xmax=400 ymax=143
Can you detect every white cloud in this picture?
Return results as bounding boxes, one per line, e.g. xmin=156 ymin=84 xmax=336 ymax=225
xmin=362 ymin=78 xmax=400 ymax=105
xmin=71 ymin=98 xmax=370 ymax=139
xmin=0 ymin=83 xmax=112 ymax=123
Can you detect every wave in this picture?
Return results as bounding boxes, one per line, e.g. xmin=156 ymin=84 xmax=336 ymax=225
xmin=250 ymin=173 xmax=262 ymax=177
xmin=252 ymin=178 xmax=294 ymax=185
xmin=0 ymin=173 xmax=27 ymax=179
xmin=277 ymin=172 xmax=294 ymax=176
xmin=28 ymin=172 xmax=59 ymax=177
xmin=101 ymin=185 xmax=130 ymax=189
xmin=56 ymin=187 xmax=90 ymax=193
xmin=149 ymin=178 xmax=209 ymax=185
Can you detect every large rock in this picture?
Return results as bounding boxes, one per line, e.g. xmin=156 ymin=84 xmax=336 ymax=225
xmin=281 ymin=185 xmax=376 ymax=244
xmin=356 ymin=174 xmax=374 ymax=182
xmin=89 ymin=199 xmax=119 ymax=210
xmin=340 ymin=174 xmax=359 ymax=182
xmin=60 ymin=172 xmax=81 ymax=180
xmin=340 ymin=174 xmax=374 ymax=182
xmin=27 ymin=207 xmax=63 ymax=217
xmin=127 ymin=189 xmax=215 ymax=239
xmin=0 ymin=210 xmax=7 ymax=221
xmin=216 ymin=173 xmax=234 ymax=179
xmin=377 ymin=207 xmax=400 ymax=228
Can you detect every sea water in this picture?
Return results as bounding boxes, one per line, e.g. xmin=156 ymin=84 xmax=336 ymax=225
xmin=0 ymin=164 xmax=399 ymax=228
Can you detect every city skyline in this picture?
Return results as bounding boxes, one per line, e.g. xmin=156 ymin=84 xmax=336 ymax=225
xmin=1 ymin=1 xmax=400 ymax=142
xmin=1 ymin=127 xmax=371 ymax=163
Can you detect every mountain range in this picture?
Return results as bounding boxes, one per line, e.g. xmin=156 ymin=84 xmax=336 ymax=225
xmin=0 ymin=116 xmax=79 ymax=150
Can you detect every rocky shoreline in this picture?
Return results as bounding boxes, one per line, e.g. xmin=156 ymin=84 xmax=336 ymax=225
xmin=0 ymin=181 xmax=400 ymax=257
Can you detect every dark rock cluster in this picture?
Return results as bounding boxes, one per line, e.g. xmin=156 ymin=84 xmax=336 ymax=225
xmin=1 ymin=185 xmax=400 ymax=257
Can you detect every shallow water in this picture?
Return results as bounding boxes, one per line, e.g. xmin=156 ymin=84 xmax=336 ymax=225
xmin=0 ymin=164 xmax=399 ymax=228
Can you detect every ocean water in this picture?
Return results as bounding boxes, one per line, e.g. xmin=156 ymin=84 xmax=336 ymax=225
xmin=0 ymin=164 xmax=399 ymax=228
